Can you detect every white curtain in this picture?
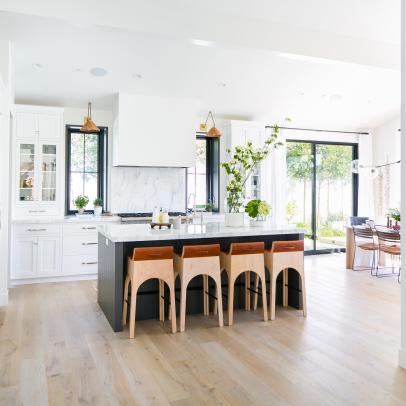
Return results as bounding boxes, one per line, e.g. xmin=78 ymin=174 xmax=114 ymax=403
xmin=262 ymin=128 xmax=287 ymax=227
xmin=358 ymin=133 xmax=375 ymax=218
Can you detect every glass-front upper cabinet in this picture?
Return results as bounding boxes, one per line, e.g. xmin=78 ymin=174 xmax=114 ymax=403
xmin=17 ymin=142 xmax=58 ymax=203
xmin=13 ymin=105 xmax=63 ymax=219
xmin=19 ymin=143 xmax=36 ymax=202
xmin=41 ymin=144 xmax=57 ymax=201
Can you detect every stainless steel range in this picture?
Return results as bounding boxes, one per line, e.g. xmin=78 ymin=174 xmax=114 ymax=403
xmin=117 ymin=212 xmax=186 ymax=224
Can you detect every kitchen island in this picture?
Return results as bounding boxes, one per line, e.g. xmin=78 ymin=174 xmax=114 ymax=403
xmin=98 ymin=222 xmax=304 ymax=331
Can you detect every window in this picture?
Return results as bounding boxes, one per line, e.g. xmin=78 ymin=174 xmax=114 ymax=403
xmin=66 ymin=125 xmax=107 ymax=214
xmin=286 ymin=139 xmax=358 ymax=254
xmin=187 ymin=133 xmax=219 ymax=212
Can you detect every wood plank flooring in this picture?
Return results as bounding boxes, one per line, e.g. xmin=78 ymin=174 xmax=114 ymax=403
xmin=1 ymin=253 xmax=405 ymax=405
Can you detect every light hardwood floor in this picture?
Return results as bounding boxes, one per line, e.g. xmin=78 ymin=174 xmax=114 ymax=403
xmin=1 ymin=253 xmax=405 ymax=406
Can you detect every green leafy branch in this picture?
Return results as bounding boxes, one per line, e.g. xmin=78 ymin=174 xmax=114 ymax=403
xmin=221 ymin=125 xmax=282 ymax=212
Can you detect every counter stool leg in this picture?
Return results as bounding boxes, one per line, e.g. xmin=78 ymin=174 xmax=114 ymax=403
xmin=129 ymin=280 xmax=138 ymax=339
xmin=228 ymin=275 xmax=236 ymax=326
xmin=270 ymin=271 xmax=277 ymax=321
xmin=159 ymin=279 xmax=164 ymax=321
xmin=168 ymin=280 xmax=177 ymax=333
xmin=122 ymin=275 xmax=130 ymax=326
xmin=203 ymin=275 xmax=209 ymax=316
xmin=245 ymin=271 xmax=251 ymax=311
xmin=214 ymin=274 xmax=224 ymax=327
xmin=253 ymin=274 xmax=259 ymax=310
xmin=283 ymin=269 xmax=288 ymax=307
xmin=179 ymin=277 xmax=188 ymax=332
xmin=260 ymin=273 xmax=268 ymax=321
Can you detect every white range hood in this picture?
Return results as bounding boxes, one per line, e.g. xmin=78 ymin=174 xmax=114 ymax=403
xmin=112 ymin=93 xmax=201 ymax=167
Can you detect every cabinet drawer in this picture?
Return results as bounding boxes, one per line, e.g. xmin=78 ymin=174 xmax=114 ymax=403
xmin=14 ymin=223 xmax=60 ymax=236
xmin=14 ymin=206 xmax=59 ymax=218
xmin=63 ymin=255 xmax=98 ymax=275
xmin=63 ymin=235 xmax=98 ymax=256
xmin=63 ymin=223 xmax=100 ymax=236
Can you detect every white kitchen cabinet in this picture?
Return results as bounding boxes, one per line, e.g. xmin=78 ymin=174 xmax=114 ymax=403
xmin=12 ymin=105 xmax=64 ymax=219
xmin=12 ymin=233 xmax=61 ymax=279
xmin=37 ymin=235 xmax=61 ymax=275
xmin=38 ymin=114 xmax=60 ymax=141
xmin=62 ymin=222 xmax=99 ymax=276
xmin=12 ymin=236 xmax=37 ymax=278
xmin=15 ymin=112 xmax=37 ymax=140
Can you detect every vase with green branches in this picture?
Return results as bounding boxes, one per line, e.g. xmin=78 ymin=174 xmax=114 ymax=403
xmin=221 ymin=125 xmax=282 ymax=225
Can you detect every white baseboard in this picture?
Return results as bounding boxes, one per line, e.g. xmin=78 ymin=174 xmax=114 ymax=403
xmin=9 ymin=274 xmax=97 ymax=286
xmin=399 ymin=348 xmax=406 ymax=369
xmin=0 ymin=290 xmax=9 ymax=307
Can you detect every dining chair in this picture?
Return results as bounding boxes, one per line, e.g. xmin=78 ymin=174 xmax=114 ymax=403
xmin=352 ymin=226 xmax=379 ymax=275
xmin=375 ymin=226 xmax=401 ymax=281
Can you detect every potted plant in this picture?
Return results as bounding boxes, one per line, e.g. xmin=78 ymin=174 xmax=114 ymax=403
xmin=387 ymin=208 xmax=400 ymax=230
xmin=245 ymin=199 xmax=271 ymax=227
xmin=221 ymin=125 xmax=282 ymax=227
xmin=93 ymin=197 xmax=103 ymax=216
xmin=74 ymin=195 xmax=89 ymax=215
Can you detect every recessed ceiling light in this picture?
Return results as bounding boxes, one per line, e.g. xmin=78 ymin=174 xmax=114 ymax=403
xmin=297 ymin=90 xmax=304 ymax=96
xmin=189 ymin=38 xmax=213 ymax=47
xmin=218 ymin=82 xmax=226 ymax=87
xmin=132 ymin=73 xmax=142 ymax=79
xmin=32 ymin=63 xmax=43 ymax=69
xmin=90 ymin=67 xmax=107 ymax=77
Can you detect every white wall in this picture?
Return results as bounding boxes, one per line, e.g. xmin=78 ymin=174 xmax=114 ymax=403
xmin=64 ymin=107 xmax=186 ymax=213
xmin=0 ymin=41 xmax=13 ymax=306
xmin=370 ymin=115 xmax=401 ymax=223
xmin=399 ymin=0 xmax=406 ymax=370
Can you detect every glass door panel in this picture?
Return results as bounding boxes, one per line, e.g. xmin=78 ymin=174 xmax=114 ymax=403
xmin=315 ymin=144 xmax=354 ymax=251
xmin=286 ymin=142 xmax=314 ymax=251
xmin=19 ymin=143 xmax=36 ymax=201
xmin=41 ymin=144 xmax=57 ymax=201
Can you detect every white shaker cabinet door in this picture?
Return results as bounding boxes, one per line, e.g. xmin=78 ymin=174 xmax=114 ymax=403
xmin=12 ymin=236 xmax=37 ymax=278
xmin=37 ymin=235 xmax=61 ymax=275
xmin=38 ymin=114 xmax=60 ymax=141
xmin=15 ymin=112 xmax=37 ymax=140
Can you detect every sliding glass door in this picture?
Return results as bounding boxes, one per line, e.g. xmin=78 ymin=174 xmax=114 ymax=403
xmin=286 ymin=140 xmax=358 ymax=254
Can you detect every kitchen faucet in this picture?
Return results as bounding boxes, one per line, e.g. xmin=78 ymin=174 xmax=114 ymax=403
xmin=187 ymin=192 xmax=196 ymax=217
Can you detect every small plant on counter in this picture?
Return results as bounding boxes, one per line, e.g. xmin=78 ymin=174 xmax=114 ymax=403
xmin=93 ymin=197 xmax=103 ymax=207
xmin=245 ymin=199 xmax=271 ymax=221
xmin=93 ymin=197 xmax=103 ymax=216
xmin=387 ymin=208 xmax=400 ymax=223
xmin=205 ymin=199 xmax=214 ymax=212
xmin=74 ymin=195 xmax=89 ymax=215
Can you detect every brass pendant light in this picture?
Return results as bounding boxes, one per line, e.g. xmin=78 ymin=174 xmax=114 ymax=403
xmin=80 ymin=102 xmax=100 ymax=132
xmin=204 ymin=111 xmax=222 ymax=137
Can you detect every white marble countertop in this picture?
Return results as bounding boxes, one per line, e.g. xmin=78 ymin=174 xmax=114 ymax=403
xmin=12 ymin=215 xmax=120 ymax=224
xmin=98 ymin=222 xmax=304 ymax=243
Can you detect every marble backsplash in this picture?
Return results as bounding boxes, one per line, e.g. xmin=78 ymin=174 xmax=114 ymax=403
xmin=109 ymin=167 xmax=186 ymax=213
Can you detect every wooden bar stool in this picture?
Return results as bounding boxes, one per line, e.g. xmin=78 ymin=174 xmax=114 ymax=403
xmin=257 ymin=240 xmax=306 ymax=321
xmin=219 ymin=242 xmax=268 ymax=326
xmin=173 ymin=244 xmax=224 ymax=332
xmin=122 ymin=246 xmax=177 ymax=338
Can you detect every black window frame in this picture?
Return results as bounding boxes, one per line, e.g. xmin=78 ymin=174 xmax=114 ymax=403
xmin=286 ymin=139 xmax=358 ymax=255
xmin=65 ymin=125 xmax=108 ymax=215
xmin=186 ymin=133 xmax=220 ymax=212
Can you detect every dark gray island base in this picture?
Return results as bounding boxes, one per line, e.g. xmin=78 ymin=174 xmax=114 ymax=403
xmin=98 ymin=226 xmax=304 ymax=332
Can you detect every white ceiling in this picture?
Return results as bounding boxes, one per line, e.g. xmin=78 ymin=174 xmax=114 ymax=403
xmin=0 ymin=1 xmax=401 ymax=131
